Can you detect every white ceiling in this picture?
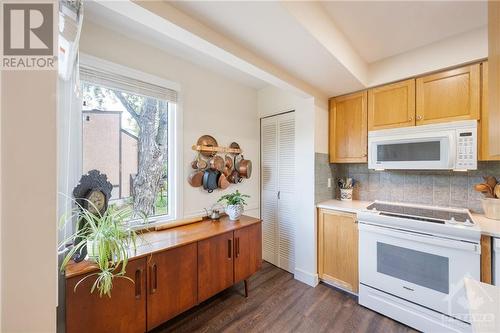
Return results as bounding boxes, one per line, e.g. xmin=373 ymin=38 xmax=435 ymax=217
xmin=323 ymin=1 xmax=487 ymax=63
xmin=170 ymin=1 xmax=364 ymax=96
xmin=83 ymin=2 xmax=268 ymax=89
xmin=84 ymin=1 xmax=488 ymax=97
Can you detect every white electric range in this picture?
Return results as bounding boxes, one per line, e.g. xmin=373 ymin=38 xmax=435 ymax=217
xmin=357 ymin=201 xmax=481 ymax=333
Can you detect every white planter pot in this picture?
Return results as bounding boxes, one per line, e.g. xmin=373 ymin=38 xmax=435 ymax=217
xmin=86 ymin=240 xmax=99 ymax=261
xmin=340 ymin=188 xmax=353 ymax=201
xmin=226 ymin=204 xmax=243 ymax=221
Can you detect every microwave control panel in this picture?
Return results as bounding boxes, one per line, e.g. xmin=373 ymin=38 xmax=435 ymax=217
xmin=456 ymin=129 xmax=477 ymax=169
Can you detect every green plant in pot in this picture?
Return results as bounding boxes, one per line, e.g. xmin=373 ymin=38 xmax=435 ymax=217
xmin=59 ymin=200 xmax=144 ymax=297
xmin=218 ymin=190 xmax=250 ymax=221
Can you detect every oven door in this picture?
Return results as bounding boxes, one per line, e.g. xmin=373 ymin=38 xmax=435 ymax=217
xmin=368 ymin=132 xmax=455 ymax=170
xmin=359 ymin=222 xmax=480 ymax=320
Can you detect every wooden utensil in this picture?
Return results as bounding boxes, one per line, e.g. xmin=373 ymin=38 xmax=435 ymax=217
xmin=474 ymin=183 xmax=495 ymax=198
xmin=495 ymin=184 xmax=500 ymax=199
xmin=154 ymin=216 xmax=204 ymax=231
xmin=484 ymin=176 xmax=498 ymax=192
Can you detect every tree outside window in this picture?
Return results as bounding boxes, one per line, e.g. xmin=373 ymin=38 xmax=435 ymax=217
xmin=82 ymin=83 xmax=169 ymax=219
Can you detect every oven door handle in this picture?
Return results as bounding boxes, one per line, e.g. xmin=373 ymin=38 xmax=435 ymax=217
xmin=359 ymin=222 xmax=480 ymax=253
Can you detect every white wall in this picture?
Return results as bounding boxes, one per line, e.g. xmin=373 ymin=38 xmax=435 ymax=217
xmin=1 ymin=70 xmax=58 ymax=333
xmin=79 ymin=22 xmax=260 ymax=219
xmin=257 ymin=86 xmax=318 ymax=286
xmin=369 ymin=27 xmax=488 ymax=86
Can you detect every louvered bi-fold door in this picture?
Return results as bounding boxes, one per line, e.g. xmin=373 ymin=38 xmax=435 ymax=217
xmin=260 ymin=112 xmax=295 ymax=273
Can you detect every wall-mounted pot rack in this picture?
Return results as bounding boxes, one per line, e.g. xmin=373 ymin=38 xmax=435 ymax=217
xmin=191 ymin=145 xmax=242 ymax=155
xmin=189 ymin=135 xmax=251 ymax=193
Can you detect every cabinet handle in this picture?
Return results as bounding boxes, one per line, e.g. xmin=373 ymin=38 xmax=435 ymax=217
xmin=149 ymin=263 xmax=157 ymax=294
xmin=228 ymin=239 xmax=232 ymax=259
xmin=409 ymin=117 xmax=413 ymax=121
xmin=135 ymin=269 xmax=142 ymax=299
xmin=416 ymin=115 xmax=423 ymax=120
xmin=235 ymin=237 xmax=240 ymax=258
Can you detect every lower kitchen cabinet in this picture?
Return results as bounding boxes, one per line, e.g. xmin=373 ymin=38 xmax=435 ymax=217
xmin=198 ymin=231 xmax=235 ymax=302
xmin=234 ymin=223 xmax=262 ymax=283
xmin=318 ymin=209 xmax=359 ymax=293
xmin=146 ymin=243 xmax=197 ymax=331
xmin=66 ymin=257 xmax=147 ymax=333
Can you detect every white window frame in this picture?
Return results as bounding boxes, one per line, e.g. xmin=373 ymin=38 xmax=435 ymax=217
xmin=79 ymin=53 xmax=183 ymax=225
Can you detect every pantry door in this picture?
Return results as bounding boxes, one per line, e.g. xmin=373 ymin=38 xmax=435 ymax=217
xmin=260 ymin=111 xmax=295 ymax=273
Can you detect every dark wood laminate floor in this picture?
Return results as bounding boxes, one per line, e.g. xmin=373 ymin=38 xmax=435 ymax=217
xmin=153 ymin=262 xmax=418 ymax=333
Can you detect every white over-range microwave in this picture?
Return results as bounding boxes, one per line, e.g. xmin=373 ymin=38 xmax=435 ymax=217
xmin=368 ymin=120 xmax=477 ymax=170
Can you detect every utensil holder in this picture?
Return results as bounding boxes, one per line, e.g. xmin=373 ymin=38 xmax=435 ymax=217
xmin=340 ymin=188 xmax=353 ymax=201
xmin=482 ymin=198 xmax=500 ymax=220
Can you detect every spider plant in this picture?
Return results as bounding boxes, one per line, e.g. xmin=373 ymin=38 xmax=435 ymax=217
xmin=59 ymin=199 xmax=146 ymax=297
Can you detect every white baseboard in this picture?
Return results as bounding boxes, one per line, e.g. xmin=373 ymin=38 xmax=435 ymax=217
xmin=294 ymin=268 xmax=319 ymax=287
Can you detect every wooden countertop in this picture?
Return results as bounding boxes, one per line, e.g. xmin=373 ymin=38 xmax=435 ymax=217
xmin=64 ymin=215 xmax=261 ymax=279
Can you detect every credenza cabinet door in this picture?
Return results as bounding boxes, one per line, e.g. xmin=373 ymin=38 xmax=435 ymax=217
xmin=234 ymin=223 xmax=263 ymax=283
xmin=368 ymin=79 xmax=416 ymax=131
xmin=416 ymin=64 xmax=480 ymax=125
xmin=66 ymin=257 xmax=147 ymax=333
xmin=329 ymin=91 xmax=368 ymax=163
xmin=197 ymin=231 xmax=234 ymax=302
xmin=146 ymin=243 xmax=198 ymax=331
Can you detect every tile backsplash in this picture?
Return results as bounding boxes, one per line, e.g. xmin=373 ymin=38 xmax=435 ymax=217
xmin=334 ymin=162 xmax=500 ymax=213
xmin=315 ymin=153 xmax=336 ymax=203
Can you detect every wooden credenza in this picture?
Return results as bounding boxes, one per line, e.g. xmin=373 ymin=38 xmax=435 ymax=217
xmin=65 ymin=216 xmax=262 ymax=333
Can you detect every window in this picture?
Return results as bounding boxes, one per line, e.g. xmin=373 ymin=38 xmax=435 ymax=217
xmin=80 ymin=59 xmax=178 ymax=222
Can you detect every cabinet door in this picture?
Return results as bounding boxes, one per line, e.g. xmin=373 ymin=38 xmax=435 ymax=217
xmin=416 ymin=64 xmax=480 ymax=125
xmin=198 ymin=231 xmax=234 ymax=302
xmin=479 ymin=62 xmax=500 ymax=161
xmin=318 ymin=209 xmax=358 ymax=293
xmin=329 ymin=91 xmax=368 ymax=163
xmin=368 ymin=79 xmax=415 ymax=131
xmin=147 ymin=243 xmax=197 ymax=331
xmin=66 ymin=257 xmax=146 ymax=333
xmin=234 ymin=223 xmax=262 ymax=283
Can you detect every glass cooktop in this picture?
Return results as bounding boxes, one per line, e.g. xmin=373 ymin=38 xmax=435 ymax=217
xmin=366 ymin=202 xmax=472 ymax=224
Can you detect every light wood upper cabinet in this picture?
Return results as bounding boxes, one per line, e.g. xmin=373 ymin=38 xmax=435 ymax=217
xmin=479 ymin=62 xmax=500 ymax=161
xmin=318 ymin=209 xmax=358 ymax=293
xmin=416 ymin=64 xmax=480 ymax=125
xmin=368 ymin=79 xmax=416 ymax=131
xmin=329 ymin=91 xmax=368 ymax=163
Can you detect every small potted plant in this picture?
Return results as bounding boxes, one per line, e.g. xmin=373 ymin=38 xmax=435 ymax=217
xmin=218 ymin=190 xmax=250 ymax=221
xmin=59 ymin=200 xmax=144 ymax=297
xmin=338 ymin=177 xmax=355 ymax=201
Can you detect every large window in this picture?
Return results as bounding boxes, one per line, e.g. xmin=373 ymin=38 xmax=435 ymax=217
xmin=80 ymin=60 xmax=178 ymax=222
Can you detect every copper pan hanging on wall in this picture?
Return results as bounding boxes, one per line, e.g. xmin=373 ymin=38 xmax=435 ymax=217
xmin=197 ymin=135 xmax=218 ymax=157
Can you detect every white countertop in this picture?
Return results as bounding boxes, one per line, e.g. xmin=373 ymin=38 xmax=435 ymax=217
xmin=317 ymin=199 xmax=500 ymax=238
xmin=465 ymin=278 xmax=500 ymax=333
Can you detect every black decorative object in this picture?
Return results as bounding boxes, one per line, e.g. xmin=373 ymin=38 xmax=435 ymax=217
xmin=71 ymin=170 xmax=113 ymax=262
